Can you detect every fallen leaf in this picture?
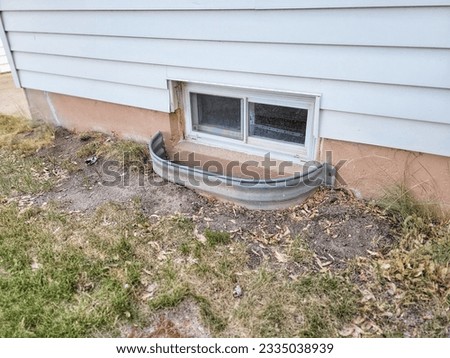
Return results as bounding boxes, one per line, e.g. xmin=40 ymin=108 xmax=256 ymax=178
xmin=194 ymin=227 xmax=207 ymax=243
xmin=339 ymin=326 xmax=354 ymax=337
xmin=142 ymin=283 xmax=158 ymax=300
xmin=360 ymin=289 xmax=375 ymax=303
xmin=274 ymin=250 xmax=288 ymax=263
xmin=386 ymin=282 xmax=397 ymax=296
xmin=366 ymin=250 xmax=380 ymax=257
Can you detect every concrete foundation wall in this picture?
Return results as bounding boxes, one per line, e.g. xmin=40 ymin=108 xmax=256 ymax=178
xmin=320 ymin=139 xmax=450 ymax=213
xmin=25 ymin=89 xmax=174 ymax=144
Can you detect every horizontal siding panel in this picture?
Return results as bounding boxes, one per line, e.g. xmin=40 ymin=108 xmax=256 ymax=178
xmin=0 ymin=37 xmax=10 ymax=73
xmin=4 ymin=8 xmax=450 ymax=48
xmin=18 ymin=70 xmax=170 ymax=112
xmin=1 ymin=0 xmax=450 ymax=10
xmin=167 ymin=67 xmax=450 ymax=125
xmin=320 ymin=110 xmax=450 ymax=157
xmin=0 ymin=17 xmax=18 ymax=82
xmin=255 ymin=0 xmax=450 ymax=9
xmin=14 ymin=52 xmax=168 ymax=89
xmin=9 ymin=33 xmax=450 ymax=89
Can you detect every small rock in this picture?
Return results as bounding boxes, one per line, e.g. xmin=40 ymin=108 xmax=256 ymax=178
xmin=31 ymin=260 xmax=41 ymax=271
xmin=233 ymin=284 xmax=243 ymax=298
xmin=85 ymin=155 xmax=98 ymax=165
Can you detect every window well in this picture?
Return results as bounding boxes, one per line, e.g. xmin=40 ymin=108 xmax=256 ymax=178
xmin=149 ymin=131 xmax=334 ymax=210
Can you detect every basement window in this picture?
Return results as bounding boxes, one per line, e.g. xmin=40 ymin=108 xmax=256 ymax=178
xmin=183 ymin=83 xmax=319 ymax=161
xmin=190 ymin=93 xmax=243 ymax=140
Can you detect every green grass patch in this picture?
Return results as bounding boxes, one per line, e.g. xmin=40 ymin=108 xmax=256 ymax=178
xmin=288 ymin=236 xmax=314 ymax=264
xmin=149 ymin=285 xmax=190 ymax=311
xmin=379 ymin=184 xmax=442 ymax=224
xmin=0 ymin=204 xmax=140 ymax=337
xmin=431 ymin=239 xmax=450 ymax=265
xmin=258 ymin=302 xmax=286 ymax=337
xmin=295 ymin=275 xmax=358 ymax=336
xmin=204 ymin=229 xmax=231 ymax=247
xmin=0 ymin=152 xmax=54 ymax=196
xmin=193 ymin=294 xmax=227 ymax=333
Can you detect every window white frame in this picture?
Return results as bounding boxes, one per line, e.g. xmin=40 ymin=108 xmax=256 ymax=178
xmin=182 ymin=82 xmax=321 ymax=163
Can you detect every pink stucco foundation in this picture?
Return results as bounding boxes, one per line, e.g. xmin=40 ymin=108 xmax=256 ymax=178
xmin=25 ymin=89 xmax=176 ymax=144
xmin=320 ymin=138 xmax=450 ymax=214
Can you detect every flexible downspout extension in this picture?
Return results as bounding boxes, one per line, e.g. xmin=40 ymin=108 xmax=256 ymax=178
xmin=149 ymin=132 xmax=335 ymax=210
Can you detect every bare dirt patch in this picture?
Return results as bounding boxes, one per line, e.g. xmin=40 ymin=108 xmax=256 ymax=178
xmin=125 ymin=300 xmax=210 ymax=338
xmin=36 ymin=128 xmax=395 ymax=268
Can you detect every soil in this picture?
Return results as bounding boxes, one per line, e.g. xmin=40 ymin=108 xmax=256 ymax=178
xmin=124 ymin=300 xmax=209 ymax=338
xmin=37 ymin=129 xmax=395 ymax=264
xmin=35 ymin=128 xmax=397 ymax=337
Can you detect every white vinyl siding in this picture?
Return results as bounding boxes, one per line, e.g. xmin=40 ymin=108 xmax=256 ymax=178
xmin=7 ymin=33 xmax=449 ymax=90
xmin=0 ymin=38 xmax=10 ymax=73
xmin=3 ymin=8 xmax=450 ymax=49
xmin=0 ymin=0 xmax=449 ymax=156
xmin=0 ymin=0 xmax=449 ymax=10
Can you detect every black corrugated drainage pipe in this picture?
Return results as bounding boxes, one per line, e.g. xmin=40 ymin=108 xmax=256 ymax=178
xmin=149 ymin=132 xmax=335 ymax=210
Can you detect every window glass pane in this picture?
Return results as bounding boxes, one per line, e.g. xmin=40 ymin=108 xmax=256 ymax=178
xmin=191 ymin=93 xmax=242 ymax=139
xmin=249 ymin=102 xmax=307 ymax=145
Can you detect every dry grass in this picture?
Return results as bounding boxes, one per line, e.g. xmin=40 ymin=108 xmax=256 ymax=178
xmin=0 ymin=116 xmax=56 ymax=197
xmin=379 ymin=184 xmax=443 ymax=223
xmin=0 ymin=115 xmax=54 ymax=155
xmin=76 ymin=131 xmax=149 ymax=169
xmin=0 ymin=115 xmax=448 ymax=337
xmin=345 ymin=186 xmax=450 ymax=337
xmin=4 ymin=190 xmax=447 ymax=337
xmin=9 ymin=200 xmax=357 ymax=337
xmin=87 ymin=209 xmax=360 ymax=337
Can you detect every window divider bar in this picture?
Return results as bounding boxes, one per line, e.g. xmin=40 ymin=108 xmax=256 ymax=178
xmin=243 ymin=97 xmax=248 ymax=143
